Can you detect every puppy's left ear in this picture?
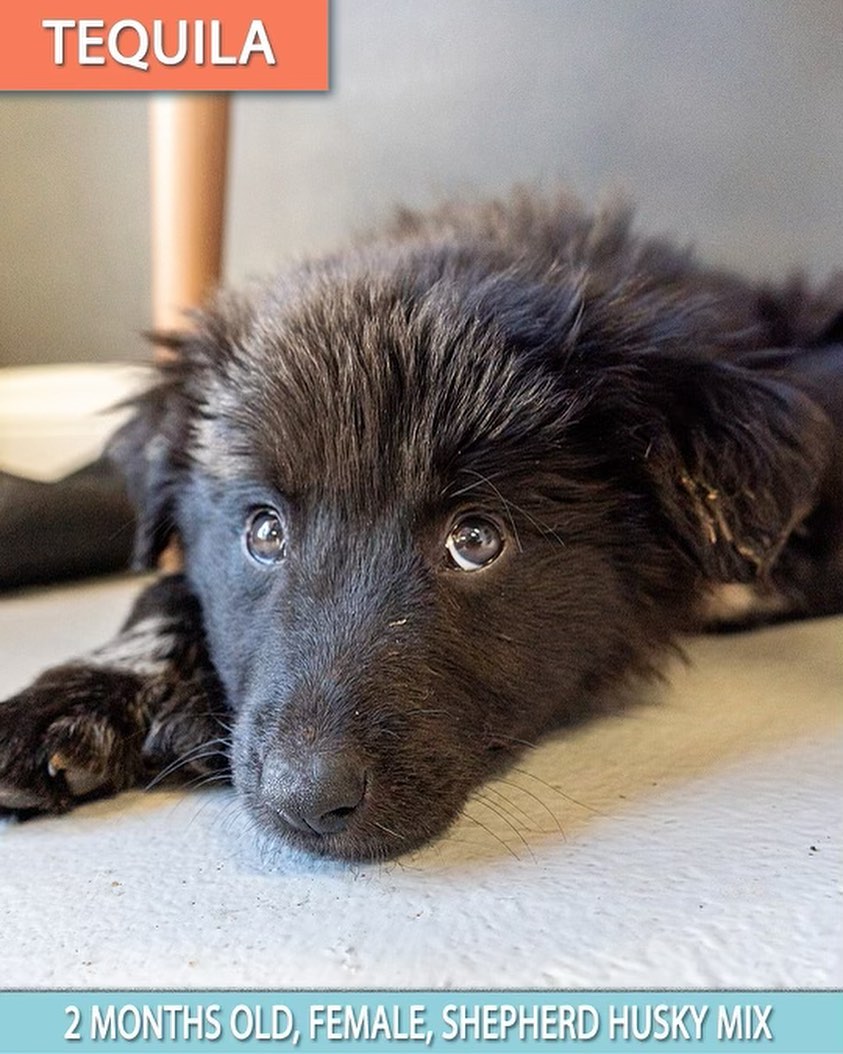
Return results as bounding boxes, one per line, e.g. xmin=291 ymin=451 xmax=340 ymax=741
xmin=620 ymin=354 xmax=834 ymax=582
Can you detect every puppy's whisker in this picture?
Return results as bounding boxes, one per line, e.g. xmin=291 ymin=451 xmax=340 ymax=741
xmin=494 ymin=776 xmax=565 ymax=837
xmin=182 ymin=772 xmax=232 ymax=792
xmin=146 ymin=750 xmax=228 ymax=790
xmin=489 ymin=732 xmax=540 ymax=750
xmin=512 ymin=766 xmax=604 ymax=816
xmin=472 ymin=792 xmax=536 ymax=861
xmin=484 ymin=784 xmax=538 ymax=831
xmin=462 ymin=809 xmax=521 ymax=861
xmin=145 ymin=740 xmax=229 ymax=790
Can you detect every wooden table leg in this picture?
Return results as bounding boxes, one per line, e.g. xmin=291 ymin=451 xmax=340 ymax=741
xmin=149 ymin=93 xmax=230 ymax=348
xmin=148 ymin=93 xmax=229 ymax=570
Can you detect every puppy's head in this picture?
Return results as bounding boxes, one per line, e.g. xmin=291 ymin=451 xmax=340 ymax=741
xmin=111 ymin=240 xmax=831 ymax=860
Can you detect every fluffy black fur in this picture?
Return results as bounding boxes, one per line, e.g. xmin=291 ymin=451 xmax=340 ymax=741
xmin=1 ymin=191 xmax=841 ymax=861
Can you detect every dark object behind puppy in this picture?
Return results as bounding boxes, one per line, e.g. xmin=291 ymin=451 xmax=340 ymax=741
xmin=1 ymin=191 xmax=842 ymax=861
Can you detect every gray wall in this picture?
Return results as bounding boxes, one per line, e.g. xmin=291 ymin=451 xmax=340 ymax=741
xmin=1 ymin=0 xmax=841 ymax=366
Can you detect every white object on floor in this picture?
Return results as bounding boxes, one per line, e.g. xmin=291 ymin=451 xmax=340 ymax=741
xmin=0 ymin=363 xmax=151 ymax=482
xmin=0 ymin=576 xmax=840 ymax=988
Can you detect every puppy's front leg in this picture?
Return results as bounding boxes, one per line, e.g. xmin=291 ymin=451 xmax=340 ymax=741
xmin=0 ymin=575 xmax=230 ymax=814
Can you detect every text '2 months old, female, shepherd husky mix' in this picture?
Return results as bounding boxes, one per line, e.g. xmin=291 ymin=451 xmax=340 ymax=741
xmin=1 ymin=191 xmax=841 ymax=861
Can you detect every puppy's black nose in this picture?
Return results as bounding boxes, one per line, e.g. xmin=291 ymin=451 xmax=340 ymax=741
xmin=261 ymin=751 xmax=365 ymax=836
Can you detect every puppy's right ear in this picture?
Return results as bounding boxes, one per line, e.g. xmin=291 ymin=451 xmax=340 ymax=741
xmin=107 ymin=362 xmax=191 ymax=570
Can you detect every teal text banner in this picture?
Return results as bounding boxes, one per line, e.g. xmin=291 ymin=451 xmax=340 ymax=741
xmin=0 ymin=990 xmax=840 ymax=1054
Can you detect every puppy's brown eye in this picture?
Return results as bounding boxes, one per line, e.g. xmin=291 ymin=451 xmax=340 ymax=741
xmin=245 ymin=508 xmax=286 ymax=564
xmin=446 ymin=515 xmax=504 ymax=571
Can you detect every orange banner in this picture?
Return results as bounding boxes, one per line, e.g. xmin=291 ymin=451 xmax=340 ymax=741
xmin=0 ymin=1 xmax=328 ymax=91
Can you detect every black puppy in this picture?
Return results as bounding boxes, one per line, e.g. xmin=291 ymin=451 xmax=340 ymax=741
xmin=1 ymin=192 xmax=841 ymax=861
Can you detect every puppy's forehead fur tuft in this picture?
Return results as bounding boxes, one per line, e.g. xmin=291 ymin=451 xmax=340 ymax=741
xmin=186 ymin=259 xmax=590 ymax=506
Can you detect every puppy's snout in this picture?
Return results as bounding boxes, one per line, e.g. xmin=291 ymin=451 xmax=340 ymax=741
xmin=261 ymin=749 xmax=366 ymax=836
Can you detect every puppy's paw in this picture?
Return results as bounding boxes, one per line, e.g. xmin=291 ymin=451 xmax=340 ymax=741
xmin=0 ymin=665 xmax=149 ymax=815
